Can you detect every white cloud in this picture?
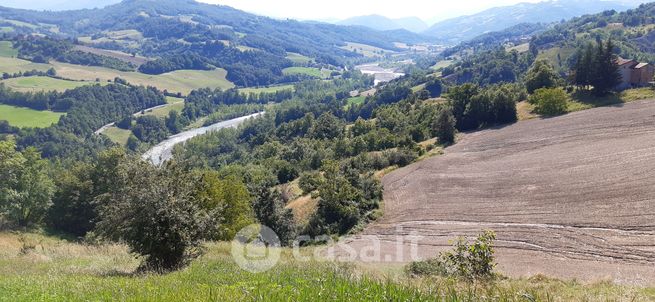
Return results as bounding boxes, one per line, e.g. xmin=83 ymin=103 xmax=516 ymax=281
xmin=198 ymin=0 xmax=543 ymax=22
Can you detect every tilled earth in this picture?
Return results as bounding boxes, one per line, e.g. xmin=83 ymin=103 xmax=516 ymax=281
xmin=333 ymin=100 xmax=655 ymax=284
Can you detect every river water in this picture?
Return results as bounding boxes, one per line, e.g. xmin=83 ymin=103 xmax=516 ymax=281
xmin=356 ymin=64 xmax=405 ymax=86
xmin=143 ymin=112 xmax=264 ymax=166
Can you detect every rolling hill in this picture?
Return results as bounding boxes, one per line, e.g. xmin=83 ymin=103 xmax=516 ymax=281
xmin=0 ymin=0 xmax=432 ymax=86
xmin=423 ymin=0 xmax=637 ymax=43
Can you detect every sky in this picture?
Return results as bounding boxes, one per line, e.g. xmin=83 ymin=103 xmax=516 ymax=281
xmin=198 ymin=0 xmax=543 ymax=22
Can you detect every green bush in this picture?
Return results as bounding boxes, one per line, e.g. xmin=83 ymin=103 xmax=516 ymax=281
xmin=407 ymin=230 xmax=497 ymax=280
xmin=529 ymin=88 xmax=569 ymax=116
xmin=298 ymin=172 xmax=322 ymax=195
xmin=525 ymin=60 xmax=559 ymax=94
xmin=94 ymin=159 xmax=223 ymax=271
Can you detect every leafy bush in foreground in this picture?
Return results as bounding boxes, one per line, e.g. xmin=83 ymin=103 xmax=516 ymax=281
xmin=94 ymin=158 xmax=224 ymax=271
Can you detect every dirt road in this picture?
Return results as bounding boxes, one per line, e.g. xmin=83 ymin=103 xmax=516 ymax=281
xmin=335 ymin=100 xmax=655 ymax=284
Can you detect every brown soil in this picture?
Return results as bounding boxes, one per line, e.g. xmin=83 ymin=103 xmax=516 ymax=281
xmin=335 ymin=100 xmax=655 ymax=285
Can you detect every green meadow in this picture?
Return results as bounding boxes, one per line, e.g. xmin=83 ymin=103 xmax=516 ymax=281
xmin=0 ymin=76 xmax=104 ymax=93
xmin=282 ymin=67 xmax=328 ymax=79
xmin=0 ymin=41 xmax=18 ymax=57
xmin=239 ymin=84 xmax=295 ymax=94
xmin=0 ymin=104 xmax=64 ymax=128
xmin=286 ymin=52 xmax=312 ymax=64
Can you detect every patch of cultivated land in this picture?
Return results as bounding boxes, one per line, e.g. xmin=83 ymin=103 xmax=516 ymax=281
xmin=0 ymin=104 xmax=64 ymax=128
xmin=282 ymin=67 xmax=327 ymax=78
xmin=239 ymin=84 xmax=295 ymax=94
xmin=338 ymin=99 xmax=655 ymax=284
xmin=0 ymin=41 xmax=18 ymax=57
xmin=73 ymin=45 xmax=150 ymax=66
xmin=51 ymin=62 xmax=234 ymax=95
xmin=0 ymin=57 xmax=51 ymax=74
xmin=0 ymin=76 xmax=105 ymax=93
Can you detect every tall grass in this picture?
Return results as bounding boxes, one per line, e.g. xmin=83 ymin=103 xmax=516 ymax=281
xmin=0 ymin=232 xmax=653 ymax=301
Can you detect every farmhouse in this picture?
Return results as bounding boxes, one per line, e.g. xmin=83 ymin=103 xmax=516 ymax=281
xmin=616 ymin=58 xmax=655 ymax=90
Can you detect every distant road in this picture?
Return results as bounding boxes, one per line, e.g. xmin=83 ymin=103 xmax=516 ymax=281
xmin=143 ymin=112 xmax=264 ymax=166
xmin=334 ymin=99 xmax=655 ymax=284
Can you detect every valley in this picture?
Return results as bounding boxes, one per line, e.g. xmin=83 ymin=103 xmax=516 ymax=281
xmin=1 ymin=0 xmax=655 ymax=300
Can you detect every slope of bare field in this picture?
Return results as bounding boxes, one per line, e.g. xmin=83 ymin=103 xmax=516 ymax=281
xmin=336 ymin=99 xmax=655 ymax=284
xmin=73 ymin=45 xmax=150 ymax=66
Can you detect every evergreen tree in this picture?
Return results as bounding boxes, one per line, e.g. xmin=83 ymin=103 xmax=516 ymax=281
xmin=591 ymin=39 xmax=621 ymax=96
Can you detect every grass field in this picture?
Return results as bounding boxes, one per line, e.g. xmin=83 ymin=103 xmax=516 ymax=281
xmin=239 ymin=84 xmax=295 ymax=94
xmin=236 ymin=45 xmax=259 ymax=52
xmin=0 ymin=76 xmax=105 ymax=93
xmin=0 ymin=232 xmax=653 ymax=301
xmin=345 ymin=95 xmax=366 ymax=108
xmin=102 ymin=126 xmax=132 ymax=146
xmin=286 ymin=52 xmax=312 ymax=64
xmin=566 ymin=87 xmax=655 ymax=112
xmin=282 ymin=67 xmax=328 ymax=79
xmin=0 ymin=57 xmax=52 ymax=74
xmin=340 ymin=42 xmax=392 ymax=58
xmin=51 ymin=62 xmax=235 ymax=95
xmin=507 ymin=43 xmax=530 ymax=53
xmin=0 ymin=18 xmax=37 ymax=29
xmin=537 ymin=47 xmax=576 ymax=70
xmin=0 ymin=27 xmax=14 ymax=33
xmin=139 ymin=97 xmax=185 ymax=118
xmin=0 ymin=41 xmax=17 ymax=57
xmin=0 ymin=104 xmax=64 ymax=128
xmin=430 ymin=60 xmax=454 ymax=70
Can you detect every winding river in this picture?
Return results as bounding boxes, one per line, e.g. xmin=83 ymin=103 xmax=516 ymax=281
xmin=143 ymin=112 xmax=264 ymax=166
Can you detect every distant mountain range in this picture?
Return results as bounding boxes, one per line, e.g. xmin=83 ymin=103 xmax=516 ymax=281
xmin=0 ymin=0 xmax=121 ymax=11
xmin=423 ymin=0 xmax=641 ymax=43
xmin=338 ymin=15 xmax=428 ymax=33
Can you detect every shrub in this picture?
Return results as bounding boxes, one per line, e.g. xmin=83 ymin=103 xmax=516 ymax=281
xmin=407 ymin=230 xmax=497 ymax=280
xmin=529 ymin=88 xmax=569 ymax=116
xmin=94 ymin=159 xmax=222 ymax=271
xmin=298 ymin=172 xmax=322 ymax=195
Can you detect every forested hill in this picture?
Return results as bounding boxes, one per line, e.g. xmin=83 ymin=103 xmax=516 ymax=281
xmin=0 ymin=0 xmax=429 ymax=61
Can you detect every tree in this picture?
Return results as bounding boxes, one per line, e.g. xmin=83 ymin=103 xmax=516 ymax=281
xmin=0 ymin=140 xmax=54 ymax=227
xmin=193 ymin=171 xmax=254 ymax=240
xmin=529 ymin=88 xmax=569 ymax=116
xmin=424 ymin=78 xmax=443 ymax=98
xmin=590 ymin=39 xmax=621 ymax=96
xmin=309 ymin=161 xmax=362 ymax=235
xmin=94 ymin=159 xmax=222 ymax=271
xmin=252 ymin=187 xmax=297 ymax=246
xmin=525 ymin=60 xmax=559 ymax=93
xmin=447 ymin=84 xmax=479 ymax=130
xmin=310 ymin=112 xmax=343 ymax=140
xmin=574 ymin=43 xmax=595 ymax=90
xmin=47 ymin=163 xmax=96 ymax=236
xmin=432 ymin=108 xmax=456 ymax=144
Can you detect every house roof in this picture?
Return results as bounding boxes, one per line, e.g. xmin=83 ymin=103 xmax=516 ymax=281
xmin=617 ymin=57 xmax=637 ymax=66
xmin=635 ymin=63 xmax=650 ymax=69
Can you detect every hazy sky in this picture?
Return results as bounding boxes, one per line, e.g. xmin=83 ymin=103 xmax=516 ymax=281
xmin=199 ymin=0 xmax=543 ymax=22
